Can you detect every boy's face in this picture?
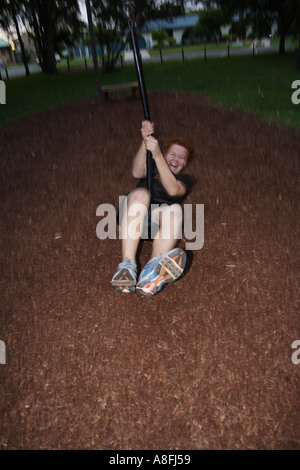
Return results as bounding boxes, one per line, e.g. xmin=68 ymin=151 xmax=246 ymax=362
xmin=164 ymin=144 xmax=188 ymax=175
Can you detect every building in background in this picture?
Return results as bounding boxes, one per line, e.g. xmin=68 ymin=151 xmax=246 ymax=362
xmin=13 ymin=33 xmax=37 ymax=63
xmin=138 ymin=14 xmax=199 ymax=49
xmin=0 ymin=38 xmax=15 ymax=65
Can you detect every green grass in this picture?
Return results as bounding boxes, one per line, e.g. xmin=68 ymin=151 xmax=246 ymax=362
xmin=1 ymin=52 xmax=299 ymax=129
xmin=149 ymin=42 xmax=231 ymax=57
xmin=143 ymin=53 xmax=300 ymax=129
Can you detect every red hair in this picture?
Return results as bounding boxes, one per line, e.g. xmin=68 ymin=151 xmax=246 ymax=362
xmin=163 ymin=138 xmax=194 ymax=164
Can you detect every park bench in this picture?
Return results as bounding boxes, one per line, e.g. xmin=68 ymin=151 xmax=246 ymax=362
xmin=101 ymin=81 xmax=139 ymax=101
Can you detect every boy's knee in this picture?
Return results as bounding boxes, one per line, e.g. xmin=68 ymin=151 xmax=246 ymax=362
xmin=128 ymin=188 xmax=150 ymax=207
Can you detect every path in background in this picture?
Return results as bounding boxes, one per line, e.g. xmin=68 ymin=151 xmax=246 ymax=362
xmin=4 ymin=44 xmax=293 ymax=78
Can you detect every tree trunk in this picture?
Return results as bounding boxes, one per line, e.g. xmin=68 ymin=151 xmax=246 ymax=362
xmin=13 ymin=14 xmax=30 ymax=77
xmin=30 ymin=7 xmax=45 ymax=72
xmin=277 ymin=0 xmax=299 ymax=55
xmin=279 ymin=32 xmax=286 ymax=54
xmin=296 ymin=39 xmax=300 ymax=70
xmin=176 ymin=0 xmax=185 ymax=15
xmin=43 ymin=0 xmax=56 ymax=74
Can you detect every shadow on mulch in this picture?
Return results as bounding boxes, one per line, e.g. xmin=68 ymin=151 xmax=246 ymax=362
xmin=0 ymin=91 xmax=299 ymax=450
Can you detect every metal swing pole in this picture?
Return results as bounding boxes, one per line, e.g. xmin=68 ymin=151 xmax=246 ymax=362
xmin=124 ymin=0 xmax=153 ymax=203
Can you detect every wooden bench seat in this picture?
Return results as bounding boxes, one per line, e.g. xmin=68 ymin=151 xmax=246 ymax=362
xmin=101 ymin=81 xmax=139 ymax=101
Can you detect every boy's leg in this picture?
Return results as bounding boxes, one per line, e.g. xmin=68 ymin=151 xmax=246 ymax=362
xmin=151 ymin=204 xmax=183 ymax=258
xmin=136 ymin=204 xmax=186 ymax=296
xmin=112 ymin=188 xmax=150 ymax=293
xmin=121 ymin=188 xmax=150 ymax=261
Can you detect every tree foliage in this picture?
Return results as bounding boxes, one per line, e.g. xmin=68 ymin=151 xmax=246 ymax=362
xmin=213 ymin=0 xmax=300 ymax=53
xmin=152 ymin=29 xmax=168 ymax=48
xmin=0 ymin=0 xmax=30 ymax=75
xmin=150 ymin=1 xmax=183 ymax=19
xmin=194 ymin=8 xmax=225 ymax=44
xmin=24 ymin=0 xmax=83 ymax=73
xmin=0 ymin=0 xmax=83 ymax=74
xmin=90 ymin=0 xmax=156 ymax=72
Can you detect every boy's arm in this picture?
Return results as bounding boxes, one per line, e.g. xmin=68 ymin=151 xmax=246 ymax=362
xmin=132 ymin=141 xmax=147 ymax=179
xmin=132 ymin=121 xmax=154 ymax=179
xmin=155 ymin=155 xmax=186 ymax=197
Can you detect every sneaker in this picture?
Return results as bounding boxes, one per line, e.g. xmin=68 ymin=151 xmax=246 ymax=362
xmin=111 ymin=257 xmax=137 ymax=293
xmin=136 ymin=248 xmax=186 ymax=296
xmin=137 ymin=255 xmax=161 ymax=285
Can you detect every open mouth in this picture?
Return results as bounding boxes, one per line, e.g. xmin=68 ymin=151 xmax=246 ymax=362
xmin=169 ymin=162 xmax=178 ymax=172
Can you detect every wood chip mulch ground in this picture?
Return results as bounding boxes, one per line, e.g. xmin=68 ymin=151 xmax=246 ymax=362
xmin=0 ymin=91 xmax=299 ymax=450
